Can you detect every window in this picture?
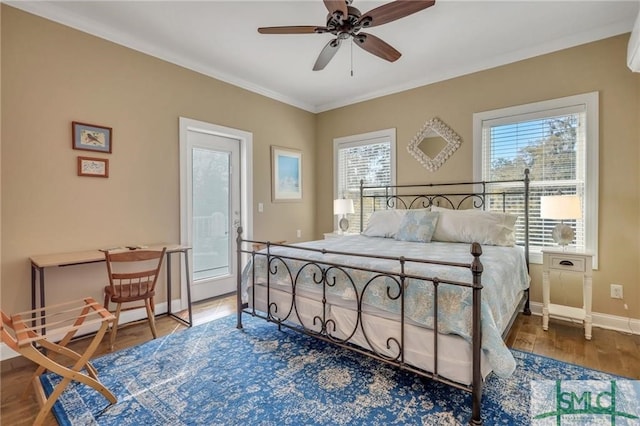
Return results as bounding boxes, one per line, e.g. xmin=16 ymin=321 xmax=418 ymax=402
xmin=333 ymin=129 xmax=396 ymax=233
xmin=473 ymin=92 xmax=599 ymax=266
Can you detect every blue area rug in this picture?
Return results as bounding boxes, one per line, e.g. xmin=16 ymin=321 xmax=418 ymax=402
xmin=41 ymin=314 xmax=626 ymax=425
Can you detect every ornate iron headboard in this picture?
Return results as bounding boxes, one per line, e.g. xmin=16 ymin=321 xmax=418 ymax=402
xmin=359 ymin=169 xmax=531 ymax=265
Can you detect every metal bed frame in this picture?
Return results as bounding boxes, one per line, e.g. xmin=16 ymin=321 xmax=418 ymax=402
xmin=236 ymin=170 xmax=531 ymax=425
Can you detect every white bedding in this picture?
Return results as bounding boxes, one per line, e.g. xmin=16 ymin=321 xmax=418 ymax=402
xmin=242 ymin=235 xmax=530 ymax=380
xmin=249 ymin=285 xmax=496 ymax=385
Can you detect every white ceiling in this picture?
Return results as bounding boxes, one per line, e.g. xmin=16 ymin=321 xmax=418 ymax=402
xmin=8 ymin=1 xmax=639 ymax=113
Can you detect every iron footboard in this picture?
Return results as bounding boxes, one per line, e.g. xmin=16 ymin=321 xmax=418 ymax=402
xmin=236 ymin=230 xmax=486 ymax=425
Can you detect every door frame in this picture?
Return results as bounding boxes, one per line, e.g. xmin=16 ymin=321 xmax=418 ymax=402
xmin=179 ymin=117 xmax=253 ymax=309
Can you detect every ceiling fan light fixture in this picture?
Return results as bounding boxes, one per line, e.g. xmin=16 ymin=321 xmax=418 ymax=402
xmin=327 ymin=13 xmax=343 ymax=27
xmin=359 ymin=16 xmax=373 ymax=28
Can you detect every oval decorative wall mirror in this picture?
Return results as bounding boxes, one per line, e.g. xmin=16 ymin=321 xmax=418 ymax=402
xmin=407 ymin=117 xmax=462 ymax=172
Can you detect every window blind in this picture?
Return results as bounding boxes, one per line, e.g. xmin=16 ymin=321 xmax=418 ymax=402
xmin=481 ymin=107 xmax=587 ymax=251
xmin=336 ymin=139 xmax=392 ymax=232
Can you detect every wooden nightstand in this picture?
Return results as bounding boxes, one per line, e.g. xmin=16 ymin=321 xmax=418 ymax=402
xmin=541 ymin=249 xmax=594 ymax=340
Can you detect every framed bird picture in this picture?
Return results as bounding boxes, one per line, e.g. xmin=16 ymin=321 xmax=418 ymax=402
xmin=72 ymin=121 xmax=112 ymax=153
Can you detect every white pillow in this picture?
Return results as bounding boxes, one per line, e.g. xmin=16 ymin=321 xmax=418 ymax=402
xmin=362 ymin=209 xmax=408 ymax=238
xmin=430 ymin=206 xmax=518 ymax=246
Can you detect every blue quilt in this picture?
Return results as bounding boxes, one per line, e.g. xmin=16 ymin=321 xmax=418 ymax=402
xmin=242 ymin=235 xmax=530 ymax=378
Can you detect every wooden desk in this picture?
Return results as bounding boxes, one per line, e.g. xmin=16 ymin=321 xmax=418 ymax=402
xmin=29 ymin=244 xmax=193 ymax=329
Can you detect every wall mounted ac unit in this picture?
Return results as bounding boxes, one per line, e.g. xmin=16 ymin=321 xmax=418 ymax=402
xmin=628 ymin=11 xmax=640 ymax=72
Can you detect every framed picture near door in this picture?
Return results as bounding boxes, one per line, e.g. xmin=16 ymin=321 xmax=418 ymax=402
xmin=271 ymin=146 xmax=302 ymax=202
xmin=72 ymin=121 xmax=112 ymax=153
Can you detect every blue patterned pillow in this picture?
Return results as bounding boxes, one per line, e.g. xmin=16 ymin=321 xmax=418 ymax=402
xmin=394 ymin=210 xmax=439 ymax=243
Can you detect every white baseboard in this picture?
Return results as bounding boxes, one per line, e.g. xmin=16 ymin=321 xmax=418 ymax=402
xmin=528 ymin=302 xmax=640 ymax=335
xmin=4 ymin=301 xmax=637 ymax=361
xmin=1 ymin=299 xmax=182 ymax=362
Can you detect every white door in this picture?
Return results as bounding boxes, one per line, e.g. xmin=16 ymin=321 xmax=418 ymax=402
xmin=180 ymin=119 xmax=246 ymax=302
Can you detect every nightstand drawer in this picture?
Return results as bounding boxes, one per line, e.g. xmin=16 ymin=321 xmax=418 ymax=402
xmin=549 ymin=256 xmax=585 ymax=272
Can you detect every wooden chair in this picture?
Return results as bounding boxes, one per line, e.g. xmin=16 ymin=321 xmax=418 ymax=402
xmin=0 ymin=298 xmax=117 ymax=425
xmin=103 ymin=248 xmax=166 ymax=350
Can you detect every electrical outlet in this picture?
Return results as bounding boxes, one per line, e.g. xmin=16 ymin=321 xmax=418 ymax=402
xmin=296 ymin=229 xmax=301 ymax=238
xmin=610 ymin=284 xmax=623 ymax=299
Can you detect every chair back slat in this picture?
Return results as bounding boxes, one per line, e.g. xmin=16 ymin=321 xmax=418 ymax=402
xmin=111 ymin=269 xmax=160 ymax=280
xmin=108 ymin=250 xmax=167 ymax=262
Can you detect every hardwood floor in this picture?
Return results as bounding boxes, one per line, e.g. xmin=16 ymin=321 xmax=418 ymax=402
xmin=2 ymin=295 xmax=638 ymax=425
xmin=506 ymin=313 xmax=640 ymax=379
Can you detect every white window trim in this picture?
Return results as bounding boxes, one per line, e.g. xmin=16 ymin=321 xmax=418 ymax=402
xmin=472 ymin=92 xmax=599 ymax=268
xmin=333 ymin=128 xmax=397 ymax=230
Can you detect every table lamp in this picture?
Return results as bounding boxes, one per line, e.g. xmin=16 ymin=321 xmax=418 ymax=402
xmin=333 ymin=198 xmax=355 ymax=234
xmin=540 ymin=195 xmax=581 ymax=248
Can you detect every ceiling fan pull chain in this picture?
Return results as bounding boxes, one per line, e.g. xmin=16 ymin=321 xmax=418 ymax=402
xmin=350 ymin=39 xmax=354 ymax=77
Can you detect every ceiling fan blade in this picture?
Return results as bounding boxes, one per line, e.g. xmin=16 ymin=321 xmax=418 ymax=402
xmin=313 ymin=38 xmax=342 ymax=71
xmin=353 ymin=33 xmax=401 ymax=62
xmin=258 ymin=26 xmax=323 ymax=34
xmin=358 ymin=0 xmax=435 ymax=28
xmin=323 ymin=0 xmax=349 ymax=20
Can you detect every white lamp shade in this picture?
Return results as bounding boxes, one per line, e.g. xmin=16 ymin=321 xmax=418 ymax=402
xmin=540 ymin=195 xmax=582 ymax=220
xmin=333 ymin=199 xmax=355 ymax=215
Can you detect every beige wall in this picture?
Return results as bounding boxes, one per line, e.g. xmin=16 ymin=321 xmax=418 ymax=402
xmin=0 ymin=4 xmax=3 ymax=313
xmin=2 ymin=5 xmax=639 ymax=324
xmin=316 ymin=34 xmax=640 ymax=320
xmin=1 ymin=6 xmax=316 ymax=314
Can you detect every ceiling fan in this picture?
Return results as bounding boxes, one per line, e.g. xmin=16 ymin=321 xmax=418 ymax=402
xmin=258 ymin=0 xmax=436 ymax=71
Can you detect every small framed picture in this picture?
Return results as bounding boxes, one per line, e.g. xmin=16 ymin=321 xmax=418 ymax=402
xmin=72 ymin=121 xmax=112 ymax=153
xmin=271 ymin=146 xmax=302 ymax=202
xmin=77 ymin=156 xmax=109 ymax=178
